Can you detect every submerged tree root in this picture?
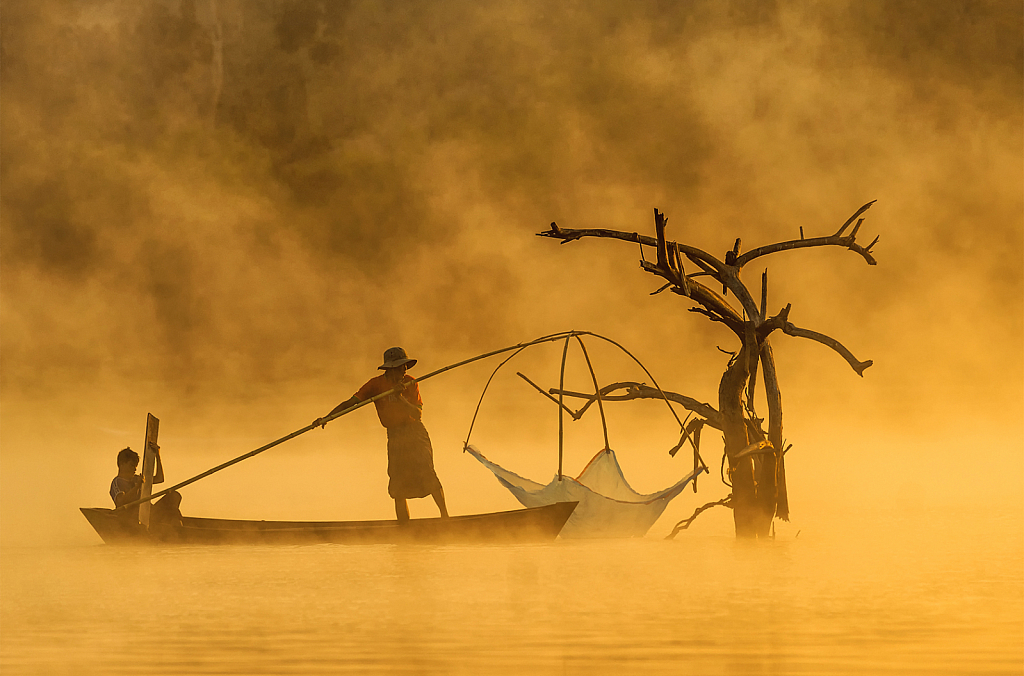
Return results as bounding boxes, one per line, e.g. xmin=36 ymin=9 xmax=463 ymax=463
xmin=665 ymin=496 xmax=733 ymax=540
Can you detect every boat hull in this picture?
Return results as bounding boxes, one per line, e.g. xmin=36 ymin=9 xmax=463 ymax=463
xmin=80 ymin=502 xmax=578 ymax=545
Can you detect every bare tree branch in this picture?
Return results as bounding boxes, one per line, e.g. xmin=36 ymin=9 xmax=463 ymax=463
xmin=673 ymin=277 xmax=744 ymax=329
xmin=548 ymin=381 xmax=723 ymax=429
xmin=541 ymin=202 xmax=878 ymax=538
xmin=683 ymin=253 xmax=718 ymax=276
xmin=654 ymin=209 xmax=672 ymax=273
xmin=665 ymin=495 xmax=733 ymax=539
xmin=539 ymin=223 xmax=729 ymax=279
xmin=735 ymin=201 xmax=878 ymax=268
xmin=781 ymin=322 xmax=874 ymax=376
xmin=759 ymin=270 xmax=768 ymax=321
xmin=755 ymin=303 xmax=872 ymax=376
xmin=688 ymin=305 xmax=735 ymax=329
xmin=540 ymin=221 xmax=762 ymax=331
xmin=638 ymin=261 xmax=745 ymax=332
xmin=735 ymin=234 xmax=878 ymax=268
xmin=756 ymin=303 xmax=793 ymax=341
xmin=834 ymin=201 xmax=876 ymax=237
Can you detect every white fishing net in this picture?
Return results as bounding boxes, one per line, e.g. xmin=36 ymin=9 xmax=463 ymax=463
xmin=466 ymin=445 xmax=706 ymax=538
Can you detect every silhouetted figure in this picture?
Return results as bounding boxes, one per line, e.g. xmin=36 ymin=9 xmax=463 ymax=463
xmin=110 ymin=446 xmax=182 ymax=535
xmin=314 ymin=347 xmax=448 ymax=522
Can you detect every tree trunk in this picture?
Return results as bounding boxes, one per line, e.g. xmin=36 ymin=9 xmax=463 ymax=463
xmin=760 ymin=340 xmax=789 ymax=521
xmin=537 ymin=202 xmax=878 ymax=538
xmin=718 ymin=345 xmax=772 ymax=538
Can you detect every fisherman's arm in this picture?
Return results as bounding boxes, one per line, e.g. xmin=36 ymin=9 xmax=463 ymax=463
xmin=113 ymin=477 xmax=143 ymax=508
xmin=313 ymin=396 xmax=362 ymax=428
xmin=396 ymin=395 xmax=423 ymax=421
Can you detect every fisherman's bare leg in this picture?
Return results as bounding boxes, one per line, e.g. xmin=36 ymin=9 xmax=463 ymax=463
xmin=395 ymin=498 xmax=410 ymax=522
xmin=431 ymin=485 xmax=449 ymax=518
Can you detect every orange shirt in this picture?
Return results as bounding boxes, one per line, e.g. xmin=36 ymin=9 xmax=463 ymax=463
xmin=354 ymin=374 xmax=422 ymax=428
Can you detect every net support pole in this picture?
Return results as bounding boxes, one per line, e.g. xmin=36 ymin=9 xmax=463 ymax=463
xmin=557 ymin=335 xmax=570 ymax=481
xmin=575 ymin=335 xmax=610 ymax=451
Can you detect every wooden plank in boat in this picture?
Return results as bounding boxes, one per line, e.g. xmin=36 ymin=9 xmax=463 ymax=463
xmin=138 ymin=413 xmax=159 ymax=527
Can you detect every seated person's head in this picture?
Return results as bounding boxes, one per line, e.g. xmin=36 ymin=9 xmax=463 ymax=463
xmin=117 ymin=447 xmax=139 ymax=472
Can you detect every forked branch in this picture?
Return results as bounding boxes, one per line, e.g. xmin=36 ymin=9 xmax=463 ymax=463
xmin=539 ymin=221 xmax=749 ymax=335
xmin=539 ymin=205 xmax=877 ymax=373
xmin=782 ymin=323 xmax=874 ymax=376
xmin=539 ymin=222 xmax=726 ymax=276
xmin=735 ymin=201 xmax=879 ymax=268
xmin=665 ymin=495 xmax=733 ymax=539
xmin=757 ymin=304 xmax=872 ymax=376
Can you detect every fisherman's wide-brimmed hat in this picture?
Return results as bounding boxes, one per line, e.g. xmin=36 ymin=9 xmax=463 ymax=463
xmin=379 ymin=347 xmax=417 ymax=370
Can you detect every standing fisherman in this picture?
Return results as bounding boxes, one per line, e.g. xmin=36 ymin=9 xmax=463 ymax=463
xmin=313 ymin=347 xmax=449 ymax=522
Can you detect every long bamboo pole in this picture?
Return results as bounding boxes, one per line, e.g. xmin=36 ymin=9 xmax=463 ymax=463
xmin=119 ymin=330 xmax=582 ymax=510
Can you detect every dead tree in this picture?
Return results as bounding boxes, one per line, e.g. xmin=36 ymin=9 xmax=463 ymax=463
xmin=538 ymin=203 xmax=877 ymax=538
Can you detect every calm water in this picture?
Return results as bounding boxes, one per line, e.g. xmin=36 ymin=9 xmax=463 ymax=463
xmin=2 ymin=506 xmax=1021 ymax=675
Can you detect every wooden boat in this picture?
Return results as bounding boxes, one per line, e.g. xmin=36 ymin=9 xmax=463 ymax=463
xmin=80 ymin=501 xmax=578 ymax=545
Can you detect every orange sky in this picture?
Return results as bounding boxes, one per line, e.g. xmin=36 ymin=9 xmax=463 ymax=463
xmin=1 ymin=1 xmax=1021 ymax=544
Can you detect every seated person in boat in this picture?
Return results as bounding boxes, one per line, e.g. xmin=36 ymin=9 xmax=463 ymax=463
xmin=313 ymin=347 xmax=448 ymax=522
xmin=111 ymin=446 xmax=182 ymax=530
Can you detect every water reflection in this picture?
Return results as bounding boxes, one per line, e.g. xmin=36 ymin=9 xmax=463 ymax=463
xmin=2 ymin=506 xmax=1021 ymax=675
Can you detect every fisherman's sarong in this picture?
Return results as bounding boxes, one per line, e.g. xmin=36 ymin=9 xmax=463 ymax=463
xmin=386 ymin=420 xmax=441 ymax=499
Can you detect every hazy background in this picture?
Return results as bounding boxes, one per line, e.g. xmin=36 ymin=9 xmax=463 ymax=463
xmin=2 ymin=0 xmax=1021 ymax=545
